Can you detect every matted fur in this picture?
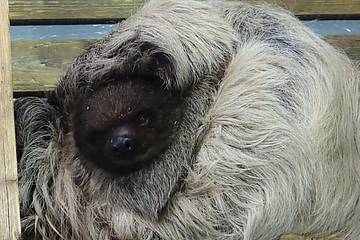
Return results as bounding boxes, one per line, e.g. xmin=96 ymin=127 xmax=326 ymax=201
xmin=15 ymin=0 xmax=360 ymax=239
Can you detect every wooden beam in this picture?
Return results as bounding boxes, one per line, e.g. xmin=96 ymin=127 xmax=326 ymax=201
xmin=12 ymin=39 xmax=93 ymax=92
xmin=9 ymin=0 xmax=144 ymax=24
xmin=326 ymin=35 xmax=360 ymax=60
xmin=281 ymin=234 xmax=341 ymax=239
xmin=11 ymin=35 xmax=360 ymax=93
xmin=279 ymin=0 xmax=360 ymax=18
xmin=8 ymin=0 xmax=360 ymax=24
xmin=0 ymin=0 xmax=21 ymax=239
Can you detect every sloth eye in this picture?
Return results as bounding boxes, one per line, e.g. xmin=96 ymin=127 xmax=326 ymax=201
xmin=136 ymin=110 xmax=157 ymax=127
xmin=138 ymin=114 xmax=150 ymax=126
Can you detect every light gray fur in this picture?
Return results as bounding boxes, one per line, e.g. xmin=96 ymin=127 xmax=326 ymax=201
xmin=15 ymin=0 xmax=360 ymax=239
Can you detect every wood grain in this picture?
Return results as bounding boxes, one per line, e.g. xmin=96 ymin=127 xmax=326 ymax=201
xmin=8 ymin=0 xmax=360 ymax=23
xmin=326 ymin=35 xmax=360 ymax=60
xmin=11 ymin=35 xmax=360 ymax=93
xmin=281 ymin=234 xmax=341 ymax=239
xmin=277 ymin=0 xmax=360 ymax=17
xmin=0 ymin=0 xmax=22 ymax=239
xmin=12 ymin=39 xmax=93 ymax=92
xmin=9 ymin=0 xmax=144 ymax=23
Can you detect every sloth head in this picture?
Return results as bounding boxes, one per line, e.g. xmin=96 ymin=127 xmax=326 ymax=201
xmin=50 ymin=0 xmax=235 ymax=218
xmin=72 ymin=76 xmax=184 ymax=176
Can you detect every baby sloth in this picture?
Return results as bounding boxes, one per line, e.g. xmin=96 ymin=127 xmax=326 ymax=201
xmin=15 ymin=0 xmax=360 ymax=240
xmin=73 ymin=78 xmax=183 ymax=175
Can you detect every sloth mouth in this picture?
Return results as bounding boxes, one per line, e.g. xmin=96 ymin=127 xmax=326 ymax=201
xmin=108 ymin=144 xmax=166 ymax=167
xmin=96 ymin=141 xmax=170 ymax=176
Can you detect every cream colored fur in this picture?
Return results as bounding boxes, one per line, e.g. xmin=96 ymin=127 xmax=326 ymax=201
xmin=15 ymin=1 xmax=360 ymax=239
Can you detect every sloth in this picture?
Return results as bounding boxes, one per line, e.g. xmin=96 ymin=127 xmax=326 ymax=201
xmin=15 ymin=0 xmax=360 ymax=239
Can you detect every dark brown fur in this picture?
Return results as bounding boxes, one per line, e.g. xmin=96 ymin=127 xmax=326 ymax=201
xmin=72 ymin=77 xmax=184 ymax=175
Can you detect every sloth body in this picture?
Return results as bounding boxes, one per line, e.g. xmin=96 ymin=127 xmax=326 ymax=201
xmin=15 ymin=0 xmax=360 ymax=239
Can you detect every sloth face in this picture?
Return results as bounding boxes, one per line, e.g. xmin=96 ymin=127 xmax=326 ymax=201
xmin=72 ymin=77 xmax=184 ymax=175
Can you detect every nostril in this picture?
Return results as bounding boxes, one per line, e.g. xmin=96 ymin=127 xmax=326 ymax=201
xmin=123 ymin=138 xmax=132 ymax=150
xmin=112 ymin=136 xmax=134 ymax=153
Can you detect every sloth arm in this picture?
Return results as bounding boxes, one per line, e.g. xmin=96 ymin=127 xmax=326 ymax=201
xmin=14 ymin=97 xmax=59 ymax=239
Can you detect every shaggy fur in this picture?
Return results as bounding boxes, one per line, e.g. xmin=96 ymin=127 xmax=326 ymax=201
xmin=15 ymin=0 xmax=360 ymax=239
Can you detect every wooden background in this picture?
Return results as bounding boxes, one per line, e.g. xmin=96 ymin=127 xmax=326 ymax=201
xmin=4 ymin=0 xmax=359 ymax=239
xmin=1 ymin=0 xmax=21 ymax=239
xmin=8 ymin=0 xmax=360 ymax=22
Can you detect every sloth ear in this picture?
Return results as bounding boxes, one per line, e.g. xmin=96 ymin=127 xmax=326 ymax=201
xmin=103 ymin=38 xmax=177 ymax=87
xmin=132 ymin=49 xmax=176 ymax=86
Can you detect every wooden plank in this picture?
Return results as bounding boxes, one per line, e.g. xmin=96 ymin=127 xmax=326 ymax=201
xmin=11 ymin=35 xmax=360 ymax=93
xmin=0 ymin=0 xmax=22 ymax=239
xmin=8 ymin=0 xmax=360 ymax=23
xmin=9 ymin=0 xmax=144 ymax=23
xmin=277 ymin=0 xmax=360 ymax=18
xmin=325 ymin=35 xmax=360 ymax=60
xmin=281 ymin=234 xmax=341 ymax=239
xmin=12 ymin=39 xmax=93 ymax=92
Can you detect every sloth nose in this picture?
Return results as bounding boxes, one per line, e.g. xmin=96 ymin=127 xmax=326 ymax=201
xmin=110 ymin=126 xmax=139 ymax=158
xmin=112 ymin=136 xmax=134 ymax=153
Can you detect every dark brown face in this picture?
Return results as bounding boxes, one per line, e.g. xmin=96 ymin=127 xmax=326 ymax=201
xmin=72 ymin=78 xmax=184 ymax=175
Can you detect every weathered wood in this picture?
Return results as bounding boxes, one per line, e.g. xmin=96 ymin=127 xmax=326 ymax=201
xmin=9 ymin=0 xmax=144 ymax=23
xmin=281 ymin=234 xmax=341 ymax=239
xmin=8 ymin=0 xmax=360 ymax=23
xmin=11 ymin=35 xmax=360 ymax=93
xmin=277 ymin=0 xmax=360 ymax=18
xmin=12 ymin=39 xmax=93 ymax=92
xmin=0 ymin=0 xmax=22 ymax=239
xmin=326 ymin=35 xmax=360 ymax=60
